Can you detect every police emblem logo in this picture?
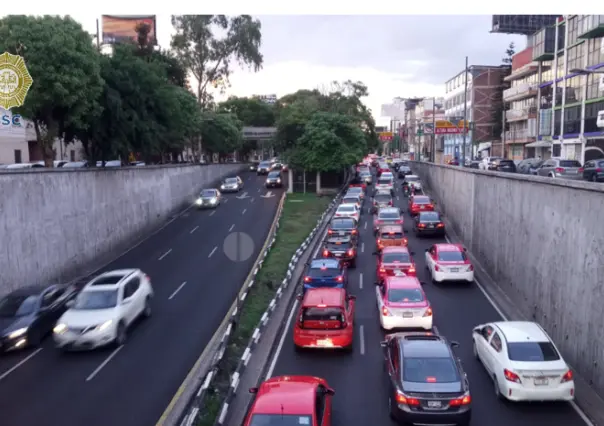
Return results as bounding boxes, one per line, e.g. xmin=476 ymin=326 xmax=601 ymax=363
xmin=0 ymin=51 xmax=34 ymax=110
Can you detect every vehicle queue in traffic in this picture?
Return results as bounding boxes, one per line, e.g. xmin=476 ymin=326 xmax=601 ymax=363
xmin=244 ymin=155 xmax=577 ymax=426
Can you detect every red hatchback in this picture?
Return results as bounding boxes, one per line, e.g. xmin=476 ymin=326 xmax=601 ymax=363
xmin=293 ymin=288 xmax=356 ymax=351
xmin=408 ymin=195 xmax=434 ymax=216
xmin=246 ymin=376 xmax=335 ymax=426
xmin=376 ymin=246 xmax=416 ymax=283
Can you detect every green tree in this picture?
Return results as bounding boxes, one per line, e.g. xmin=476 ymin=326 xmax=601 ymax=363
xmin=170 ymin=15 xmax=263 ymax=107
xmin=0 ymin=15 xmax=104 ymax=166
xmin=199 ymin=112 xmax=243 ymax=161
xmin=288 ymin=112 xmax=366 ymax=172
xmin=217 ymin=96 xmax=275 ymax=127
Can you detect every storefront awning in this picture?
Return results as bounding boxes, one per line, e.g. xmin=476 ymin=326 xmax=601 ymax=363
xmin=525 ymin=141 xmax=551 ymax=148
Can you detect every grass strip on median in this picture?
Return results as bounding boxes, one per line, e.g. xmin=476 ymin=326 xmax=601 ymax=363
xmin=196 ymin=192 xmax=332 ymax=426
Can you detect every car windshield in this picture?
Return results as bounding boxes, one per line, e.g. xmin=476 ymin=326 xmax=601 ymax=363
xmin=360 ymin=171 xmax=371 ymax=176
xmin=378 ymin=179 xmax=392 ymax=185
xmin=399 ymin=161 xmax=409 ymax=166
xmin=403 ymin=357 xmax=460 ymax=383
xmin=507 ymin=341 xmax=561 ymax=362
xmin=420 ymin=212 xmax=440 ymax=221
xmin=406 ymin=176 xmax=419 ymax=182
xmin=500 ymin=160 xmax=515 ymax=166
xmin=73 ymin=290 xmax=118 ymax=310
xmin=326 ymin=239 xmax=352 ymax=249
xmin=331 ymin=218 xmax=354 ymax=229
xmin=249 ymin=414 xmax=313 ymax=426
xmin=302 ymin=307 xmax=344 ymax=321
xmin=338 ymin=205 xmax=356 ymax=212
xmin=559 ymin=160 xmax=581 ymax=167
xmin=380 ymin=231 xmax=403 ymax=239
xmin=413 ymin=197 xmax=430 ymax=204
xmin=388 ymin=288 xmax=424 ymax=303
xmin=437 ymin=251 xmax=466 ymax=262
xmin=375 ymin=194 xmax=391 ymax=203
xmin=379 ymin=211 xmax=400 ymax=219
xmin=0 ymin=295 xmax=38 ymax=317
xmin=201 ymin=190 xmax=216 ymax=197
xmin=347 ymin=187 xmax=362 ymax=192
xmin=268 ymin=171 xmax=280 ymax=178
xmin=225 ymin=178 xmax=238 ymax=184
xmin=382 ymin=252 xmax=410 ymax=263
xmin=259 ymin=162 xmax=271 ymax=167
xmin=308 ymin=267 xmax=340 ymax=278
xmin=342 ymin=197 xmax=358 ymax=204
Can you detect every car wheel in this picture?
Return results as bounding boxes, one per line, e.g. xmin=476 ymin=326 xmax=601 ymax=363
xmin=592 ymin=175 xmax=598 ymax=182
xmin=349 ymin=259 xmax=356 ymax=269
xmin=388 ymin=394 xmax=398 ymax=420
xmin=494 ymin=375 xmax=505 ymax=400
xmin=549 ymin=173 xmax=555 ymax=178
xmin=143 ymin=296 xmax=152 ymax=318
xmin=115 ymin=322 xmax=127 ymax=347
xmin=472 ymin=340 xmax=479 ymax=360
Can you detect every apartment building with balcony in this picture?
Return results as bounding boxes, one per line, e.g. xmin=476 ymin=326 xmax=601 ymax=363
xmin=443 ymin=65 xmax=509 ymax=161
xmin=533 ymin=15 xmax=604 ymax=163
xmin=413 ymin=98 xmax=445 ymax=161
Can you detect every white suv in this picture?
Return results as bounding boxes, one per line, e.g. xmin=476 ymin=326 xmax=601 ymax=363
xmin=53 ymin=269 xmax=154 ymax=351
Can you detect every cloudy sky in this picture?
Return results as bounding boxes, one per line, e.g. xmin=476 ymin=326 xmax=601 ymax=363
xmin=73 ymin=14 xmax=524 ymax=126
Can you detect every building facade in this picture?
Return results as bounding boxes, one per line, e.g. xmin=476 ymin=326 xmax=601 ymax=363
xmin=413 ymin=98 xmax=445 ymax=161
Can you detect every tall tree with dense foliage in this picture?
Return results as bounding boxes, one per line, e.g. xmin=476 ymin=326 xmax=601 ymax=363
xmin=170 ymin=15 xmax=263 ymax=107
xmin=199 ymin=111 xmax=243 ymax=161
xmin=217 ymin=96 xmax=275 ymax=127
xmin=0 ymin=15 xmax=104 ymax=166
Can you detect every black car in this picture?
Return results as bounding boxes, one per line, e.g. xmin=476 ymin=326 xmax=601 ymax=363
xmin=466 ymin=161 xmax=480 ymax=169
xmin=371 ymin=192 xmax=393 ymax=213
xmin=494 ymin=159 xmax=516 ymax=173
xmin=516 ymin=158 xmax=542 ymax=175
xmin=257 ymin=160 xmax=273 ymax=175
xmin=327 ymin=217 xmax=359 ymax=240
xmin=414 ymin=211 xmax=445 ymax=237
xmin=398 ymin=165 xmax=411 ymax=178
xmin=382 ymin=332 xmax=471 ymax=426
xmin=249 ymin=161 xmax=259 ymax=172
xmin=0 ymin=285 xmax=76 ymax=351
xmin=265 ymin=171 xmax=283 ymax=188
xmin=320 ymin=235 xmax=357 ymax=268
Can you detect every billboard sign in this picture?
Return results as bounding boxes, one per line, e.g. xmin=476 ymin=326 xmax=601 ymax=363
xmin=102 ymin=15 xmax=157 ymax=45
xmin=434 ymin=119 xmax=469 ymax=135
xmin=379 ymin=132 xmax=393 ymax=141
xmin=597 ymin=110 xmax=604 ymax=128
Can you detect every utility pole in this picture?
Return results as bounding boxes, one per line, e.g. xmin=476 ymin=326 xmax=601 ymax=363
xmin=432 ymin=97 xmax=436 ymax=162
xmin=501 ymin=102 xmax=507 ymax=158
xmin=462 ymin=56 xmax=469 ymax=166
xmin=96 ymin=19 xmax=101 ymax=51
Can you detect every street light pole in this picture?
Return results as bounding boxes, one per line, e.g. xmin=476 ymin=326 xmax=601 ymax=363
xmin=432 ymin=97 xmax=436 ymax=162
xmin=462 ymin=56 xmax=469 ymax=166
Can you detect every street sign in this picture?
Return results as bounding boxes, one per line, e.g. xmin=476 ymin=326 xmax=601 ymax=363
xmin=597 ymin=110 xmax=604 ymax=128
xmin=379 ymin=131 xmax=393 ymax=141
xmin=434 ymin=119 xmax=469 ymax=135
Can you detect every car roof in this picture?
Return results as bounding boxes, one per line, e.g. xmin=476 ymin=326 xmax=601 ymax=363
xmin=385 ymin=276 xmax=421 ymax=289
xmin=419 ymin=211 xmax=439 ymax=216
xmin=435 ymin=244 xmax=463 ymax=252
xmin=343 ymin=193 xmax=361 ymax=199
xmin=302 ymin=288 xmax=345 ymax=307
xmin=399 ymin=335 xmax=452 ymax=358
xmin=255 ymin=378 xmax=316 ymax=414
xmin=382 ymin=246 xmax=410 ymax=254
xmin=347 ymin=186 xmax=362 ymax=191
xmin=406 ymin=174 xmax=419 ymax=178
xmin=378 ymin=207 xmax=400 ymax=214
xmin=380 ymin=225 xmax=403 ymax=233
xmin=86 ymin=269 xmax=137 ymax=288
xmin=336 ymin=204 xmax=356 ymax=209
xmin=492 ymin=321 xmax=550 ymax=342
xmin=330 ymin=217 xmax=355 ymax=224
xmin=309 ymin=259 xmax=340 ymax=269
xmin=326 ymin=235 xmax=351 ymax=243
xmin=412 ymin=195 xmax=430 ymax=201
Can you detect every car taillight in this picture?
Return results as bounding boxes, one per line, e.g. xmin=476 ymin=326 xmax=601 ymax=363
xmin=396 ymin=219 xmax=403 ymax=224
xmin=351 ymin=229 xmax=357 ymax=234
xmin=468 ymin=264 xmax=474 ymax=271
xmin=382 ymin=306 xmax=391 ymax=316
xmin=408 ymin=264 xmax=416 ymax=274
xmin=347 ymin=249 xmax=354 ymax=256
xmin=379 ymin=267 xmax=386 ymax=273
xmin=323 ymin=249 xmax=329 ymax=257
xmin=423 ymin=307 xmax=433 ymax=317
xmin=437 ymin=223 xmax=444 ymax=228
xmin=336 ymin=275 xmax=344 ymax=283
xmin=395 ymin=391 xmax=420 ymax=406
xmin=389 ymin=201 xmax=393 ymax=206
xmin=327 ymin=229 xmax=333 ymax=235
xmin=418 ymin=223 xmax=426 ymax=228
xmin=578 ymin=167 xmax=584 ymax=173
xmin=555 ymin=167 xmax=565 ymax=173
xmin=597 ymin=168 xmax=603 ymax=173
xmin=561 ymin=370 xmax=573 ymax=383
xmin=434 ymin=264 xmax=440 ymax=271
xmin=403 ymin=238 xmax=408 ymax=245
xmin=145 ymin=274 xmax=151 ymax=282
xmin=504 ymin=369 xmax=521 ymax=383
xmin=449 ymin=394 xmax=472 ymax=406
xmin=304 ymin=276 xmax=312 ymax=283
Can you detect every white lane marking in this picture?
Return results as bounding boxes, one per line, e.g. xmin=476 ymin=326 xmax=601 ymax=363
xmin=0 ymin=348 xmax=43 ymax=382
xmin=364 ymin=222 xmax=367 ymax=230
xmin=359 ymin=273 xmax=363 ymax=290
xmin=250 ymin=197 xmax=255 ymax=203
xmin=224 ymin=198 xmax=229 ymax=203
xmin=257 ymin=188 xmax=261 ymax=193
xmin=168 ymin=281 xmax=187 ymax=300
xmin=359 ymin=325 xmax=365 ymax=355
xmin=397 ymin=196 xmax=400 ymax=200
xmin=208 ymin=246 xmax=217 ymax=258
xmin=190 ymin=226 xmax=199 ymax=234
xmin=433 ymin=325 xmax=440 ymax=335
xmin=443 ymin=236 xmax=594 ymax=425
xmin=158 ymin=249 xmax=172 ymax=261
xmin=86 ymin=346 xmax=123 ymax=381
xmin=229 ymin=224 xmax=235 ymax=232
xmin=242 ymin=208 xmax=247 ymax=215
xmin=361 ymin=242 xmax=365 ymax=253
xmin=209 ymin=210 xmax=216 ymax=216
xmin=266 ymin=300 xmax=299 ymax=379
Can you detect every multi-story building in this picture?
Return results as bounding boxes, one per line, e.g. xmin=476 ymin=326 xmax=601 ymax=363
xmin=413 ymin=98 xmax=445 ymax=161
xmin=402 ymin=98 xmax=423 ymax=160
xmin=443 ymin=65 xmax=510 ymax=161
xmin=532 ymin=15 xmax=604 ymax=163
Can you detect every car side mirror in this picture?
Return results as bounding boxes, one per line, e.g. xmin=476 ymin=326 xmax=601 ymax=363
xmin=296 ymin=294 xmax=303 ymax=301
xmin=375 ymin=280 xmax=381 ymax=286
xmin=66 ymin=300 xmax=75 ymax=308
xmin=122 ymin=299 xmax=131 ymax=305
xmin=249 ymin=387 xmax=258 ymax=394
xmin=420 ymin=281 xmax=427 ymax=286
xmin=326 ymin=387 xmax=336 ymax=396
xmin=424 ymin=248 xmax=429 ymax=252
xmin=472 ymin=326 xmax=482 ymax=334
xmin=347 ymin=295 xmax=357 ymax=301
xmin=380 ymin=340 xmax=388 ymax=348
xmin=450 ymin=341 xmax=460 ymax=348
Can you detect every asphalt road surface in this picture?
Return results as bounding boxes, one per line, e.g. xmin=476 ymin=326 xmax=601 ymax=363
xmin=0 ymin=173 xmax=282 ymax=426
xmin=268 ymin=172 xmax=589 ymax=426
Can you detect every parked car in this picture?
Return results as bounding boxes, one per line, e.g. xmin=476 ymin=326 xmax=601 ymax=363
xmin=536 ymin=158 xmax=582 ymax=180
xmin=466 ymin=160 xmax=481 ymax=169
xmin=517 ymin=158 xmax=543 ymax=175
xmin=479 ymin=157 xmax=503 ymax=170
xmin=493 ymin=159 xmax=517 ymax=173
xmin=579 ymin=158 xmax=604 ymax=182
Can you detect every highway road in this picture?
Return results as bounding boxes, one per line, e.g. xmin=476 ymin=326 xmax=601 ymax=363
xmin=266 ymin=172 xmax=590 ymax=426
xmin=0 ymin=173 xmax=282 ymax=426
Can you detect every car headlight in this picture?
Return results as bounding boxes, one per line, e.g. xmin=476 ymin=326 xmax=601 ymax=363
xmin=220 ymin=185 xmax=225 ymax=189
xmin=276 ymin=178 xmax=281 ymax=183
xmin=53 ymin=323 xmax=67 ymax=334
xmin=210 ymin=197 xmax=217 ymax=204
xmin=195 ymin=198 xmax=202 ymax=205
xmin=96 ymin=320 xmax=113 ymax=331
xmin=7 ymin=327 xmax=28 ymax=339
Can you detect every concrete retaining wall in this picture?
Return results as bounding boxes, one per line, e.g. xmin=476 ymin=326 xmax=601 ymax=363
xmin=0 ymin=164 xmax=244 ymax=295
xmin=410 ymin=162 xmax=604 ymax=397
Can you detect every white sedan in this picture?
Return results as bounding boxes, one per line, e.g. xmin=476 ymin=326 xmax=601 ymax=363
xmin=334 ymin=203 xmax=360 ymax=222
xmin=472 ymin=321 xmax=574 ymax=402
xmin=425 ymin=244 xmax=474 ymax=283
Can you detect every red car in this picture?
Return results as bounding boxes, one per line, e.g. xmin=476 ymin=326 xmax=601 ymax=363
xmin=293 ymin=288 xmax=356 ymax=351
xmin=246 ymin=376 xmax=335 ymax=426
xmin=408 ymin=195 xmax=434 ymax=216
xmin=376 ymin=246 xmax=416 ymax=283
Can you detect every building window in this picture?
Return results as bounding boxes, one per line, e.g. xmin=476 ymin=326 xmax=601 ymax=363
xmin=558 ymin=24 xmax=566 ymax=51
xmin=585 ymin=101 xmax=604 ymax=133
xmin=554 ymin=109 xmax=562 ymax=136
xmin=567 ymin=45 xmax=584 ymax=73
xmin=586 ymin=37 xmax=604 ymax=67
xmin=567 ymin=16 xmax=578 ymax=46
xmin=586 ymin=72 xmax=602 ymax=100
xmin=556 ymin=53 xmax=566 ymax=78
xmin=70 ymin=150 xmax=75 ymax=161
xmin=563 ymin=105 xmax=581 ymax=134
xmin=14 ymin=149 xmax=22 ymax=163
xmin=563 ymin=75 xmax=583 ymax=103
